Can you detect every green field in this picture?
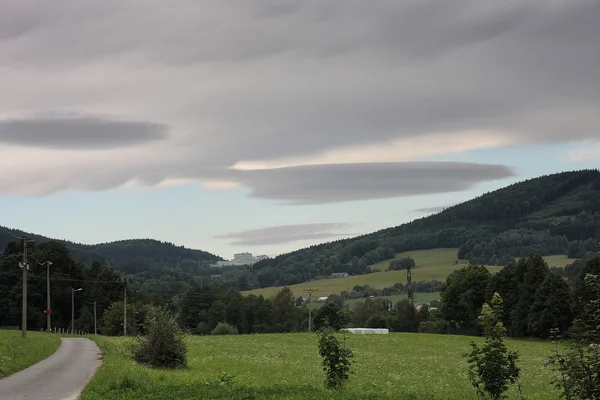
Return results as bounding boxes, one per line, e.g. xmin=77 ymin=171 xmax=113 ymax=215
xmin=243 ymin=249 xmax=576 ymax=299
xmin=0 ymin=330 xmax=61 ymax=378
xmin=83 ymin=333 xmax=562 ymax=400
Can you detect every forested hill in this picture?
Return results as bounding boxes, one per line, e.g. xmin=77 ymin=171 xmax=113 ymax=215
xmin=249 ymin=169 xmax=600 ymax=288
xmin=0 ymin=230 xmax=222 ymax=278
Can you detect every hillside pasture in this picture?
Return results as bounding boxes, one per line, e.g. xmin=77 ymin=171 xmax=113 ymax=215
xmin=243 ymin=248 xmax=576 ymax=299
xmin=82 ymin=332 xmax=561 ymax=400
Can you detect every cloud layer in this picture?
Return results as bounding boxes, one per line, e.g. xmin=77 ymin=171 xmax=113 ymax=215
xmin=215 ymin=223 xmax=357 ymax=246
xmin=0 ymin=1 xmax=598 ymax=202
xmin=0 ymin=115 xmax=167 ymax=149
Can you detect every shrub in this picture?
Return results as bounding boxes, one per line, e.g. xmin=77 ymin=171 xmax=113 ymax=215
xmin=464 ymin=292 xmax=522 ymax=400
xmin=211 ymin=322 xmax=239 ymax=335
xmin=316 ymin=323 xmax=353 ymax=389
xmin=132 ymin=306 xmax=187 ymax=368
xmin=196 ymin=322 xmax=212 ymax=335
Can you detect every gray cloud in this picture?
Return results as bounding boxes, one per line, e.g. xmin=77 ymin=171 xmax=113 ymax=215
xmin=208 ymin=162 xmax=516 ymax=204
xmin=0 ymin=115 xmax=167 ymax=149
xmin=215 ymin=223 xmax=357 ymax=245
xmin=0 ymin=1 xmax=597 ymax=201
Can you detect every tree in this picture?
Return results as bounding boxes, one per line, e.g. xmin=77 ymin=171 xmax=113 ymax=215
xmin=314 ymin=302 xmax=349 ymax=331
xmin=528 ymin=272 xmax=573 ymax=338
xmin=440 ymin=265 xmax=492 ymax=332
xmin=389 ymin=256 xmax=416 ymax=271
xmin=465 ymin=293 xmax=522 ymax=400
xmin=316 ymin=323 xmax=353 ymax=389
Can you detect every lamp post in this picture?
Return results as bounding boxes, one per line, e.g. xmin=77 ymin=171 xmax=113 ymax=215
xmin=71 ymin=288 xmax=82 ymax=334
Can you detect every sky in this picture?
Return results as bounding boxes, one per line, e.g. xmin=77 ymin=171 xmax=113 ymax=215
xmin=0 ymin=0 xmax=599 ymax=260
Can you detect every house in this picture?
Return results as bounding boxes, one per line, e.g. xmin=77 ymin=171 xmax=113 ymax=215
xmin=318 ymin=296 xmax=329 ymax=301
xmin=331 ymin=272 xmax=349 ymax=278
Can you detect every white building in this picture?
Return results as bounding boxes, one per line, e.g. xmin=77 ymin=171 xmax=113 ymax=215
xmin=212 ymin=252 xmax=269 ymax=267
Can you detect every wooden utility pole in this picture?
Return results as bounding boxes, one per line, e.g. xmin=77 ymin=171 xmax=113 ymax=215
xmin=123 ymin=282 xmax=127 ymax=336
xmin=20 ymin=236 xmax=29 ymax=339
xmin=93 ymin=301 xmax=97 ymax=335
xmin=44 ymin=261 xmax=53 ymax=333
xmin=303 ymin=289 xmax=318 ymax=332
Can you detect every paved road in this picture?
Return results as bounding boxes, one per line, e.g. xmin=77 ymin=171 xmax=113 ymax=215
xmin=0 ymin=338 xmax=102 ymax=400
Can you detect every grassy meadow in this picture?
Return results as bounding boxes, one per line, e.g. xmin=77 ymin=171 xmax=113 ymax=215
xmin=82 ymin=332 xmax=562 ymax=400
xmin=0 ymin=330 xmax=61 ymax=378
xmin=243 ymin=248 xmax=576 ymax=299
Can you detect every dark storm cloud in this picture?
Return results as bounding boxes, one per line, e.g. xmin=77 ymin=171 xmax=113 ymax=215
xmin=215 ymin=223 xmax=357 ymax=245
xmin=214 ymin=162 xmax=516 ymax=205
xmin=0 ymin=116 xmax=167 ymax=149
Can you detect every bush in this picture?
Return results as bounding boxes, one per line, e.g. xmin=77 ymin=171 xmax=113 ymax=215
xmin=132 ymin=306 xmax=187 ymax=369
xmin=196 ymin=322 xmax=212 ymax=335
xmin=317 ymin=323 xmax=353 ymax=389
xmin=211 ymin=322 xmax=239 ymax=335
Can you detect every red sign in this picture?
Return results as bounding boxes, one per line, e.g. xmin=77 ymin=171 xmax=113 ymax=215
xmin=44 ymin=309 xmax=52 ymax=314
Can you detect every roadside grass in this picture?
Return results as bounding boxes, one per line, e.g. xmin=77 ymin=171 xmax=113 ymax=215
xmin=0 ymin=330 xmax=61 ymax=378
xmin=243 ymin=248 xmax=576 ymax=299
xmin=83 ymin=332 xmax=561 ymax=400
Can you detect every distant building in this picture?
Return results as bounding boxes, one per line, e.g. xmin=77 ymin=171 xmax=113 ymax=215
xmin=318 ymin=296 xmax=329 ymax=301
xmin=331 ymin=272 xmax=349 ymax=278
xmin=212 ymin=252 xmax=269 ymax=267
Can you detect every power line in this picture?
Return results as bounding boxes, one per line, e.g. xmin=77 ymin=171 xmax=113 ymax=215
xmin=1 ymin=226 xmax=23 ymax=240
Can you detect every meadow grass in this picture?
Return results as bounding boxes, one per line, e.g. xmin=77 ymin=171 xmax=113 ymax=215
xmin=0 ymin=330 xmax=61 ymax=378
xmin=243 ymin=248 xmax=576 ymax=299
xmin=82 ymin=332 xmax=562 ymax=400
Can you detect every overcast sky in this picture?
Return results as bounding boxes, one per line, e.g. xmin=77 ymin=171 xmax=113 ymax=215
xmin=1 ymin=0 xmax=598 ymax=259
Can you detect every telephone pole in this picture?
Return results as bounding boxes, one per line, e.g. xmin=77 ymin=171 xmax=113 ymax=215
xmin=303 ymin=289 xmax=318 ymax=332
xmin=71 ymin=288 xmax=82 ymax=334
xmin=19 ymin=236 xmax=32 ymax=339
xmin=93 ymin=301 xmax=97 ymax=335
xmin=38 ymin=260 xmax=53 ymax=332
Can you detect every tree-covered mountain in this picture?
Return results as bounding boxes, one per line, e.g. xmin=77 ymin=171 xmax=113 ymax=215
xmin=246 ymin=170 xmax=600 ymax=289
xmin=0 ymin=230 xmax=222 ymax=296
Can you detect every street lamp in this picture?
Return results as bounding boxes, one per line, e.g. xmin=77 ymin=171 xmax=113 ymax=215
xmin=71 ymin=288 xmax=82 ymax=334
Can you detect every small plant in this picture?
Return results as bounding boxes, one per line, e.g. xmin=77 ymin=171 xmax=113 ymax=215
xmin=132 ymin=306 xmax=187 ymax=368
xmin=464 ymin=292 xmax=522 ymax=400
xmin=211 ymin=322 xmax=239 ymax=335
xmin=316 ymin=322 xmax=353 ymax=389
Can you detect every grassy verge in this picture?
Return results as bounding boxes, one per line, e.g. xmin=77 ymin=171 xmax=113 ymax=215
xmin=0 ymin=330 xmax=62 ymax=378
xmin=83 ymin=333 xmax=561 ymax=399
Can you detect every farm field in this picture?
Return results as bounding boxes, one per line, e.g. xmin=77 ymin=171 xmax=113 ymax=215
xmin=243 ymin=248 xmax=575 ymax=299
xmin=0 ymin=330 xmax=61 ymax=378
xmin=82 ymin=332 xmax=562 ymax=400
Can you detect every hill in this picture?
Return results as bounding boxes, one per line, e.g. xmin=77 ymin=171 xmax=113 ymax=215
xmin=243 ymin=248 xmax=575 ymax=298
xmin=0 ymin=227 xmax=222 ymax=292
xmin=245 ymin=169 xmax=600 ymax=290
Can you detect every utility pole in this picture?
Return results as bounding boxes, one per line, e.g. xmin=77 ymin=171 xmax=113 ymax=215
xmin=19 ymin=236 xmax=32 ymax=339
xmin=303 ymin=289 xmax=318 ymax=332
xmin=123 ymin=281 xmax=127 ymax=336
xmin=71 ymin=288 xmax=82 ymax=334
xmin=93 ymin=301 xmax=97 ymax=335
xmin=38 ymin=260 xmax=53 ymax=333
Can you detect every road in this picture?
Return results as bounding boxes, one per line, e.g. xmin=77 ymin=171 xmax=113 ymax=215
xmin=0 ymin=338 xmax=102 ymax=400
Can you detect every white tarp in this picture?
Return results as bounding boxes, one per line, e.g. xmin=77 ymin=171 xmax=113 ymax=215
xmin=342 ymin=328 xmax=389 ymax=334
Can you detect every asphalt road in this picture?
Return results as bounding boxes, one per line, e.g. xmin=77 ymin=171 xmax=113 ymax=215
xmin=0 ymin=338 xmax=102 ymax=400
